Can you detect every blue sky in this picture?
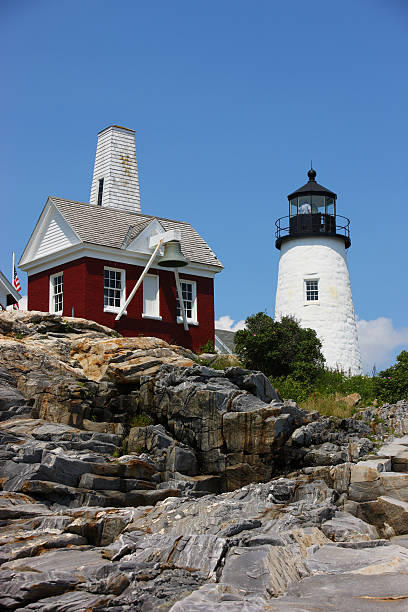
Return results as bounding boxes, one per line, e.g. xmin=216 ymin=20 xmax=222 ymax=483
xmin=2 ymin=0 xmax=408 ymax=371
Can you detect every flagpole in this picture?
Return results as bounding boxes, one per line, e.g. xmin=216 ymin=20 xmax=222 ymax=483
xmin=12 ymin=252 xmax=15 ymax=284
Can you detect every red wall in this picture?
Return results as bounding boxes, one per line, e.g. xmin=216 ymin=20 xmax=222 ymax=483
xmin=28 ymin=257 xmax=215 ymax=353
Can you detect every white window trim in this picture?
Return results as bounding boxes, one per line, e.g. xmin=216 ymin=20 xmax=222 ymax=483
xmin=49 ymin=271 xmax=63 ymax=314
xmin=176 ymin=279 xmax=198 ymax=325
xmin=142 ymin=274 xmax=162 ymax=320
xmin=104 ymin=266 xmax=126 ymax=314
xmin=304 ymin=277 xmax=320 ymax=305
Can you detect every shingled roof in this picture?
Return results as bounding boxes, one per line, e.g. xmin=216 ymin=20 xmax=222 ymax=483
xmin=51 ymin=197 xmax=223 ymax=269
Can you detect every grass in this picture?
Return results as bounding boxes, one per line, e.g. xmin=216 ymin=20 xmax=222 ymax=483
xmin=299 ymin=394 xmax=357 ymax=419
xmin=130 ymin=414 xmax=151 ymax=428
xmin=197 ymin=355 xmax=243 ymax=370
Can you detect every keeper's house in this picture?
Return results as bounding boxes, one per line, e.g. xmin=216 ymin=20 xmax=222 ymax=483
xmin=19 ymin=126 xmax=223 ymax=352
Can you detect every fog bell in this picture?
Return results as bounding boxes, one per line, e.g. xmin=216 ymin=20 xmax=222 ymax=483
xmin=157 ymin=240 xmax=189 ymax=268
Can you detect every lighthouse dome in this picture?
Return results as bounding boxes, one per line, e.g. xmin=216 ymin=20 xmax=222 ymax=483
xmin=287 ymin=167 xmax=337 ymax=200
xmin=275 ymin=168 xmax=350 ymax=250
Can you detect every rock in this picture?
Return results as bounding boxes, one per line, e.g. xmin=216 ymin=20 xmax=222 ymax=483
xmin=19 ymin=591 xmax=113 ymax=611
xmin=0 ymin=570 xmax=81 ymax=610
xmin=338 ymin=392 xmax=361 ymax=408
xmin=71 ymin=336 xmax=195 ymax=382
xmin=306 ymin=541 xmax=408 ymax=574
xmin=170 ymin=584 xmax=270 ymax=612
xmin=128 ymin=424 xmax=198 ymax=478
xmin=224 ymin=367 xmax=282 ymax=404
xmin=273 ymin=572 xmax=408 ymax=612
xmin=321 ymin=511 xmax=379 ymax=542
xmin=359 ymin=496 xmax=408 ymax=537
xmin=220 ymin=544 xmax=307 ymax=597
xmin=139 ymin=365 xmax=297 ymax=489
xmin=350 ymin=458 xmax=392 ymax=482
xmin=349 ymin=472 xmax=408 ymax=503
xmin=171 ymin=534 xmax=228 ymax=578
xmin=0 ymin=532 xmax=87 ymax=565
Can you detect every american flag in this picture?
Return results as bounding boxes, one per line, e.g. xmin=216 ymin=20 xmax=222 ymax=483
xmin=13 ymin=263 xmax=21 ymax=310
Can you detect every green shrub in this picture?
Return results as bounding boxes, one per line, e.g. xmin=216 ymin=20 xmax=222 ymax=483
xmin=130 ymin=414 xmax=151 ymax=428
xmin=374 ymin=351 xmax=408 ymax=404
xmin=235 ymin=313 xmax=324 ymax=381
xmin=271 ymin=369 xmax=377 ymax=408
xmin=199 ymin=339 xmax=216 ymax=354
xmin=271 ymin=375 xmax=313 ymax=403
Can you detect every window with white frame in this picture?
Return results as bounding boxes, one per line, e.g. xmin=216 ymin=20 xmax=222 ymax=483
xmin=104 ymin=267 xmax=125 ymax=312
xmin=305 ymin=279 xmax=319 ymax=301
xmin=176 ymin=280 xmax=197 ymax=323
xmin=50 ymin=272 xmax=63 ymax=314
xmin=143 ymin=274 xmax=161 ymax=319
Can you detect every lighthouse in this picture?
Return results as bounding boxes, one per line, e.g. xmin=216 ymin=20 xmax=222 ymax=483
xmin=274 ymin=168 xmax=362 ymax=375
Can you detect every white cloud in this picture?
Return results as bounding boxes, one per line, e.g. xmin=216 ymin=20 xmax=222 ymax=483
xmin=357 ymin=317 xmax=408 ymax=373
xmin=215 ymin=315 xmax=246 ymax=332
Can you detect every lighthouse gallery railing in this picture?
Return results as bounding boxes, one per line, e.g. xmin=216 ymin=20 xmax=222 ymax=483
xmin=275 ymin=214 xmax=351 ymax=249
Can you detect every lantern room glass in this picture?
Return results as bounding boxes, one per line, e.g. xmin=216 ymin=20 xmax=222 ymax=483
xmin=289 ymin=195 xmax=336 ymax=216
xmin=290 ymin=198 xmax=298 ymax=217
xmin=326 ymin=196 xmax=335 ymax=216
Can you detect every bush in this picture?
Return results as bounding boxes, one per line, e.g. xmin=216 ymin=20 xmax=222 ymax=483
xmin=271 ymin=369 xmax=377 ymax=406
xmin=199 ymin=339 xmax=216 ymax=354
xmin=130 ymin=414 xmax=151 ymax=428
xmin=374 ymin=350 xmax=408 ymax=404
xmin=234 ymin=313 xmax=324 ymax=381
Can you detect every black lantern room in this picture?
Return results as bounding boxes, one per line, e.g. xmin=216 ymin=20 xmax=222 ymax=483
xmin=275 ymin=168 xmax=350 ymax=249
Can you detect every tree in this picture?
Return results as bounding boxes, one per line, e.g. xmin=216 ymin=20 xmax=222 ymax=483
xmin=374 ymin=350 xmax=408 ymax=404
xmin=234 ymin=313 xmax=324 ymax=381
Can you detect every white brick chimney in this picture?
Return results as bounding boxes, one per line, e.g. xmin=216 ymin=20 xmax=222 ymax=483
xmin=90 ymin=125 xmax=141 ymax=213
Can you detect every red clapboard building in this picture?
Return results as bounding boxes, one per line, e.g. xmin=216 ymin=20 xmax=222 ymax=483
xmin=19 ymin=126 xmax=223 ymax=352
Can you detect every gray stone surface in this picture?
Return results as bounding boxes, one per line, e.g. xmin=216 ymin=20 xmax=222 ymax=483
xmin=1 ymin=312 xmax=408 ymax=610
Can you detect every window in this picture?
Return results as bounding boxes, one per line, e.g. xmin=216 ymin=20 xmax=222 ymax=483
xmin=97 ymin=178 xmax=104 ymax=206
xmin=305 ymin=279 xmax=319 ymax=301
xmin=50 ymin=272 xmax=63 ymax=314
xmin=143 ymin=274 xmax=161 ymax=319
xmin=176 ymin=280 xmax=197 ymax=323
xmin=104 ymin=267 xmax=125 ymax=312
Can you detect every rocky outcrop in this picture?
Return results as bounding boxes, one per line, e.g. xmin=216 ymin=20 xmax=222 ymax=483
xmin=2 ymin=311 xmax=408 ymax=609
xmin=0 ymin=311 xmax=195 ymax=429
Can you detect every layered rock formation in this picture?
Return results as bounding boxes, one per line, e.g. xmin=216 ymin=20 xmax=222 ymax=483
xmin=1 ymin=311 xmax=408 ymax=610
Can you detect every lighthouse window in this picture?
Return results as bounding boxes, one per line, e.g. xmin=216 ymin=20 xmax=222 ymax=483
xmin=104 ymin=267 xmax=125 ymax=313
xmin=305 ymin=279 xmax=319 ymax=301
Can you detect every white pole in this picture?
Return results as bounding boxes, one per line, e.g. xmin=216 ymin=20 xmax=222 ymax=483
xmin=12 ymin=252 xmax=15 ymax=285
xmin=174 ymin=269 xmax=189 ymax=331
xmin=115 ymin=240 xmax=162 ymax=321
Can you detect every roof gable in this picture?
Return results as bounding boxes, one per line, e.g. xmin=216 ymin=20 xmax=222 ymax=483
xmin=20 ymin=200 xmax=80 ymax=266
xmin=127 ymin=219 xmax=166 ymax=255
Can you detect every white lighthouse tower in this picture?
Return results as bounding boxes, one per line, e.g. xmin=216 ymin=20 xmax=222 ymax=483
xmin=274 ymin=168 xmax=362 ymax=375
